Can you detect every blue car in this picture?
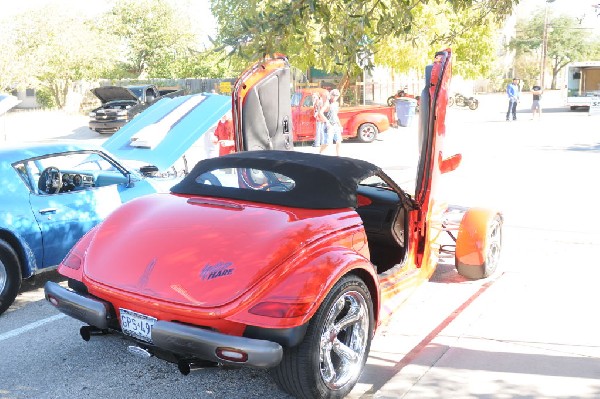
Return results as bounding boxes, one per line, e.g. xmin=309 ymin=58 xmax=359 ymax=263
xmin=0 ymin=93 xmax=231 ymax=314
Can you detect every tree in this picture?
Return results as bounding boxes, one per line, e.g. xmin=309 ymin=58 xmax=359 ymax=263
xmin=0 ymin=17 xmax=21 ymax=92
xmin=210 ymin=0 xmax=518 ymax=93
xmin=547 ymin=15 xmax=600 ymax=88
xmin=2 ymin=6 xmax=119 ymax=108
xmin=102 ymin=0 xmax=200 ymax=78
xmin=168 ymin=48 xmax=241 ymax=78
xmin=511 ymin=10 xmax=600 ymax=89
xmin=376 ymin=2 xmax=501 ymax=79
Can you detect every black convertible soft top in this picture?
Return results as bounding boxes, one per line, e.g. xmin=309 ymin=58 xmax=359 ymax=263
xmin=171 ymin=150 xmax=382 ymax=209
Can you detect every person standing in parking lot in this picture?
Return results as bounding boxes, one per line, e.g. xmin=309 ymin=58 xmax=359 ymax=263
xmin=320 ymin=89 xmax=342 ymax=156
xmin=313 ymin=92 xmax=327 ymax=147
xmin=506 ymin=78 xmax=520 ymax=121
xmin=531 ymin=83 xmax=543 ymax=120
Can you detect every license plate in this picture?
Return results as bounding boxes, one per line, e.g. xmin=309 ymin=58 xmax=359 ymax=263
xmin=119 ymin=308 xmax=156 ymax=343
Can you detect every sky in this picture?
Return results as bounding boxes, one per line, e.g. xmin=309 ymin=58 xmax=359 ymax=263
xmin=1 ymin=0 xmax=598 ymax=40
xmin=516 ymin=0 xmax=600 ymax=31
xmin=0 ymin=0 xmax=217 ymax=43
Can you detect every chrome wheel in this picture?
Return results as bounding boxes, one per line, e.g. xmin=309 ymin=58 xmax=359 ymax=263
xmin=357 ymin=123 xmax=377 ymax=143
xmin=0 ymin=260 xmax=6 ymax=293
xmin=270 ymin=275 xmax=373 ymax=399
xmin=319 ymin=290 xmax=369 ymax=390
xmin=485 ymin=216 xmax=502 ymax=276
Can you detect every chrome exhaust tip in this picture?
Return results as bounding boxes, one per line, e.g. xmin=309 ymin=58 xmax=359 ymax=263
xmin=127 ymin=345 xmax=152 ymax=358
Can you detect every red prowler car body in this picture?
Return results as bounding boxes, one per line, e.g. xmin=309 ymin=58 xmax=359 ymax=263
xmin=45 ymin=50 xmax=502 ymax=399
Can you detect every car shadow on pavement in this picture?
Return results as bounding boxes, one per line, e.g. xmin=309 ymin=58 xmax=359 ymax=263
xmin=6 ymin=270 xmax=66 ymax=314
xmin=51 ymin=126 xmax=103 ymax=141
xmin=516 ymin=107 xmax=570 ymax=115
xmin=412 ymin=343 xmax=600 ymax=380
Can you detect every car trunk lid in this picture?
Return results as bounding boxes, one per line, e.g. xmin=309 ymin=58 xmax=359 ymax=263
xmin=83 ymin=193 xmax=358 ymax=308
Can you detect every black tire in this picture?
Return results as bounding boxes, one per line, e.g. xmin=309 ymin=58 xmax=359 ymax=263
xmin=448 ymin=97 xmax=454 ymax=107
xmin=270 ymin=275 xmax=374 ymax=399
xmin=468 ymin=100 xmax=479 ymax=110
xmin=456 ymin=214 xmax=502 ymax=279
xmin=357 ymin=123 xmax=378 ymax=143
xmin=386 ymin=96 xmax=395 ymax=106
xmin=0 ymin=239 xmax=22 ymax=315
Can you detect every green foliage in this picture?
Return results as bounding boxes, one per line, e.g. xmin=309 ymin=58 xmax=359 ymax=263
xmin=514 ymin=55 xmax=542 ymax=90
xmin=510 ymin=10 xmax=600 ymax=89
xmin=210 ymin=0 xmax=519 ymax=87
xmin=1 ymin=5 xmax=120 ymax=108
xmin=0 ymin=0 xmax=523 ymax=107
xmin=102 ymin=0 xmax=198 ymax=78
xmin=35 ymin=87 xmax=57 ymax=109
xmin=167 ymin=49 xmax=241 ymax=78
xmin=546 ymin=14 xmax=599 ymax=87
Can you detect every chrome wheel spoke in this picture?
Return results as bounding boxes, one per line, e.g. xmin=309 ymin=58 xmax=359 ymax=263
xmin=0 ymin=262 xmax=6 ymax=292
xmin=487 ymin=221 xmax=502 ymax=265
xmin=334 ymin=302 xmax=363 ymax=332
xmin=321 ymin=347 xmax=336 ymax=384
xmin=333 ymin=339 xmax=359 ymax=363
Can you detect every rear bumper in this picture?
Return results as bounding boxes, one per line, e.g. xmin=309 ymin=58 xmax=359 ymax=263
xmin=44 ymin=280 xmax=111 ymax=329
xmin=44 ymin=282 xmax=283 ymax=368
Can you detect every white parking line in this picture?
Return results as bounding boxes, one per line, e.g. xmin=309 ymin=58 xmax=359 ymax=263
xmin=0 ymin=314 xmax=66 ymax=342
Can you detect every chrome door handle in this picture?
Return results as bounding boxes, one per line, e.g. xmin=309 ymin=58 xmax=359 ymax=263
xmin=39 ymin=208 xmax=58 ymax=214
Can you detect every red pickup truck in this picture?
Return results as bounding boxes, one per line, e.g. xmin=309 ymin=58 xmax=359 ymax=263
xmin=291 ymin=88 xmax=396 ymax=143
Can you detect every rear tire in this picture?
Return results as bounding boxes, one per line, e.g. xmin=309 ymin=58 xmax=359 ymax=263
xmin=270 ymin=275 xmax=374 ymax=399
xmin=0 ymin=239 xmax=22 ymax=315
xmin=357 ymin=123 xmax=378 ymax=143
xmin=468 ymin=100 xmax=479 ymax=110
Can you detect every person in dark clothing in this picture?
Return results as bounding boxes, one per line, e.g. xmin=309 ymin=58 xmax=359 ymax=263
xmin=531 ymin=83 xmax=543 ymax=119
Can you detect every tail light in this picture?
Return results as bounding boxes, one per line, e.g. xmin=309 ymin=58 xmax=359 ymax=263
xmin=248 ymin=301 xmax=311 ymax=318
xmin=62 ymin=248 xmax=84 ymax=270
xmin=216 ymin=347 xmax=248 ymax=363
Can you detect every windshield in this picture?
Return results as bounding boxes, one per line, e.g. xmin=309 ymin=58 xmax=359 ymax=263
xmin=127 ymin=86 xmax=144 ymax=100
xmin=196 ymin=167 xmax=296 ymax=192
xmin=291 ymin=92 xmax=302 ymax=107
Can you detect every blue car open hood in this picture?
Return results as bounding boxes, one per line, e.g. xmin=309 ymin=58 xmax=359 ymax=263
xmin=102 ymin=93 xmax=231 ymax=171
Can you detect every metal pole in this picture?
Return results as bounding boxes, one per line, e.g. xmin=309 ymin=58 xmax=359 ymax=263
xmin=363 ymin=69 xmax=366 ymax=106
xmin=541 ymin=8 xmax=548 ymax=88
xmin=541 ymin=0 xmax=556 ymax=89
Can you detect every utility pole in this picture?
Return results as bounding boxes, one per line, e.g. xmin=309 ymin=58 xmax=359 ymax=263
xmin=541 ymin=0 xmax=556 ymax=89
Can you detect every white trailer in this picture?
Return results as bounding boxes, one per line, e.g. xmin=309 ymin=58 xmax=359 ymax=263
xmin=565 ymin=61 xmax=600 ymax=110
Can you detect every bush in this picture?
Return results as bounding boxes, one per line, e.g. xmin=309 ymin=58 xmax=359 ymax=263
xmin=35 ymin=87 xmax=57 ymax=109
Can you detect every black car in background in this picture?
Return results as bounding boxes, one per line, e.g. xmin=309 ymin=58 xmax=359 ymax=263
xmin=88 ymin=85 xmax=184 ymax=134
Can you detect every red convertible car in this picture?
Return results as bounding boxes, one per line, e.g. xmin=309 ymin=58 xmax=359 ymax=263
xmin=45 ymin=50 xmax=502 ymax=399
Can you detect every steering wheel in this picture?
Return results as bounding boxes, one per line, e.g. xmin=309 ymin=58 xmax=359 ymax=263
xmin=38 ymin=166 xmax=62 ymax=194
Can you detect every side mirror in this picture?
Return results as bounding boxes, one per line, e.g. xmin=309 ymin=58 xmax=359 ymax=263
xmin=439 ymin=153 xmax=462 ymax=174
xmin=125 ymin=172 xmax=135 ymax=187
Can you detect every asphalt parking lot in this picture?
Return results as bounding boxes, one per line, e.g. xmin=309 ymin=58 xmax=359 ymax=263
xmin=1 ymin=91 xmax=599 ymax=398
